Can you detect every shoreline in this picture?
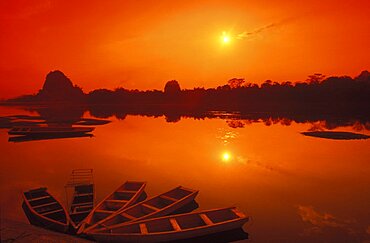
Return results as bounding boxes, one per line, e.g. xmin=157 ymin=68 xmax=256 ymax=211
xmin=0 ymin=218 xmax=92 ymax=242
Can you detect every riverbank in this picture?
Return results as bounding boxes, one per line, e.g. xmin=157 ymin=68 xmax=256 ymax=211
xmin=0 ymin=218 xmax=92 ymax=242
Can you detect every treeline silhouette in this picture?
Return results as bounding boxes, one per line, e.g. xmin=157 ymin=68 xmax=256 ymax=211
xmin=85 ymin=71 xmax=370 ymax=110
xmin=4 ymin=70 xmax=370 ymax=124
xmin=6 ymin=70 xmax=370 ymax=109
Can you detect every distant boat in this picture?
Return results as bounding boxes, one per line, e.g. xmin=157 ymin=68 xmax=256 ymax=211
xmin=301 ymin=131 xmax=370 ymax=140
xmin=88 ymin=207 xmax=248 ymax=242
xmin=78 ymin=181 xmax=147 ymax=234
xmin=76 ymin=118 xmax=111 ymax=126
xmin=22 ymin=187 xmax=69 ymax=233
xmin=8 ymin=133 xmax=93 ymax=143
xmin=89 ymin=186 xmax=199 ymax=232
xmin=8 ymin=126 xmax=94 ymax=136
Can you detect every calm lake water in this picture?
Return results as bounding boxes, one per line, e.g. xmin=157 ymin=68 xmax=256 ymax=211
xmin=0 ymin=105 xmax=369 ymax=242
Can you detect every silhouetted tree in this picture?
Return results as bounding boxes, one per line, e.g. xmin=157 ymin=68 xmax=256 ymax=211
xmin=306 ymin=73 xmax=326 ymax=84
xmin=164 ymin=80 xmax=181 ymax=94
xmin=228 ymin=78 xmax=245 ymax=89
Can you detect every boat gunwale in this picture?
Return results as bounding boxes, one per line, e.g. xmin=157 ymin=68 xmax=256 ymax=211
xmin=90 ymin=186 xmax=199 ymax=232
xmin=88 ymin=207 xmax=248 ymax=237
xmin=78 ymin=181 xmax=146 ymax=234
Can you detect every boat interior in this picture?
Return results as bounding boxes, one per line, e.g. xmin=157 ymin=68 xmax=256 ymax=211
xmin=105 ymin=208 xmax=241 ymax=234
xmin=100 ymin=182 xmax=144 ymax=211
xmin=70 ymin=184 xmax=94 ymax=224
xmin=101 ymin=187 xmax=195 ymax=227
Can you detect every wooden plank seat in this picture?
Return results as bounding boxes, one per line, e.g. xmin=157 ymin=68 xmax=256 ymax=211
xmin=170 ymin=218 xmax=181 ymax=231
xmin=160 ymin=195 xmax=177 ymax=202
xmin=142 ymin=203 xmax=159 ymax=211
xmin=28 ymin=195 xmax=51 ymax=202
xmin=41 ymin=208 xmax=64 ymax=216
xmin=33 ymin=202 xmax=58 ymax=209
xmin=200 ymin=213 xmax=213 ymax=225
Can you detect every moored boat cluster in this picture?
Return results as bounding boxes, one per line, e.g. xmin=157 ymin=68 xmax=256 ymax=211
xmin=22 ymin=180 xmax=249 ymax=242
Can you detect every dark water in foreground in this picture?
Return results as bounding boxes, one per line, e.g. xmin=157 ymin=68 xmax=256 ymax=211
xmin=0 ymin=106 xmax=369 ymax=242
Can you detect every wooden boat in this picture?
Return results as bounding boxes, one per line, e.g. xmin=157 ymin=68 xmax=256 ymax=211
xmin=8 ymin=126 xmax=94 ymax=136
xmin=301 ymin=131 xmax=370 ymax=140
xmin=22 ymin=187 xmax=69 ymax=233
xmin=8 ymin=133 xmax=93 ymax=143
xmin=77 ymin=181 xmax=146 ymax=234
xmin=65 ymin=169 xmax=95 ymax=231
xmin=69 ymin=184 xmax=95 ymax=230
xmin=88 ymin=207 xmax=248 ymax=242
xmin=89 ymin=186 xmax=198 ymax=232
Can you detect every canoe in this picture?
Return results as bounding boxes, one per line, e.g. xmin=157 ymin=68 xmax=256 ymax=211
xmin=89 ymin=186 xmax=198 ymax=232
xmin=77 ymin=181 xmax=146 ymax=234
xmin=69 ymin=184 xmax=95 ymax=230
xmin=301 ymin=131 xmax=370 ymax=140
xmin=22 ymin=187 xmax=69 ymax=233
xmin=8 ymin=133 xmax=93 ymax=143
xmin=88 ymin=207 xmax=248 ymax=242
xmin=8 ymin=126 xmax=94 ymax=136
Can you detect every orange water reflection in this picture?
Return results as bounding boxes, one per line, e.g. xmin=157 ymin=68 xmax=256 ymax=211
xmin=0 ymin=106 xmax=369 ymax=242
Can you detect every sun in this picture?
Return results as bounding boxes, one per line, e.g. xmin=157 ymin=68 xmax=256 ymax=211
xmin=221 ymin=32 xmax=231 ymax=44
xmin=222 ymin=152 xmax=231 ymax=162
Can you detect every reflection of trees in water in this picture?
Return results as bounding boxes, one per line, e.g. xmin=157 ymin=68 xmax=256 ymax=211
xmin=86 ymin=104 xmax=370 ymax=131
xmin=0 ymin=105 xmax=110 ymax=129
xmin=225 ymin=117 xmax=369 ymax=131
xmin=1 ymin=105 xmax=369 ymax=132
xmin=226 ymin=120 xmax=245 ymax=128
xmin=31 ymin=105 xmax=85 ymax=126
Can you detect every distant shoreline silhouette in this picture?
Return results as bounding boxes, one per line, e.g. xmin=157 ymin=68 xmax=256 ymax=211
xmin=2 ymin=70 xmax=369 ymax=107
xmin=1 ymin=70 xmax=369 ymax=128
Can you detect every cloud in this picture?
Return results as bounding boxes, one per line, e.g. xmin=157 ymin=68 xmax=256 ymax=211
xmin=236 ymin=17 xmax=296 ymax=40
xmin=296 ymin=205 xmax=370 ymax=242
xmin=298 ymin=205 xmax=354 ymax=229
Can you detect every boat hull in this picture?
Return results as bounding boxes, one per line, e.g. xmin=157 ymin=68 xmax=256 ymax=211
xmin=91 ymin=217 xmax=248 ymax=242
xmin=22 ymin=202 xmax=69 ymax=233
xmin=22 ymin=190 xmax=69 ymax=233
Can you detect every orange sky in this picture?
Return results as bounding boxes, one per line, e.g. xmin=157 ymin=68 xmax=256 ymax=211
xmin=0 ymin=0 xmax=369 ymax=98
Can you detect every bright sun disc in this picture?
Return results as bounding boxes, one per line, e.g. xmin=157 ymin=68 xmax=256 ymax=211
xmin=222 ymin=152 xmax=231 ymax=161
xmin=221 ymin=32 xmax=231 ymax=44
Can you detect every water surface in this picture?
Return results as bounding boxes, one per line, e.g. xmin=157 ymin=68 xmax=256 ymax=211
xmin=0 ymin=106 xmax=369 ymax=242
